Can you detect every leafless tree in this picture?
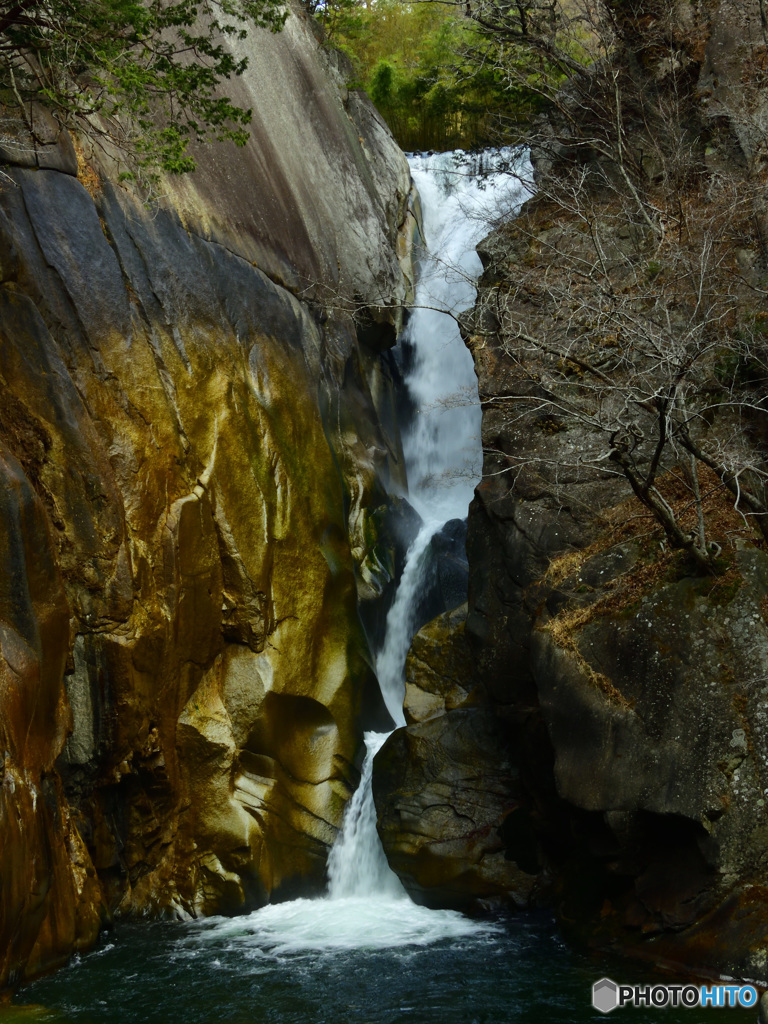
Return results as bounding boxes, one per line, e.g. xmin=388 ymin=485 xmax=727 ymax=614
xmin=455 ymin=0 xmax=768 ymax=570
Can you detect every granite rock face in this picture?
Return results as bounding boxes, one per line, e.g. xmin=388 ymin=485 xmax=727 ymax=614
xmin=0 ymin=6 xmax=412 ymax=988
xmin=462 ymin=0 xmax=768 ymax=979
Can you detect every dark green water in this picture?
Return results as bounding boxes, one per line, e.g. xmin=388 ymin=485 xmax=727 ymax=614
xmin=9 ymin=911 xmax=753 ymax=1024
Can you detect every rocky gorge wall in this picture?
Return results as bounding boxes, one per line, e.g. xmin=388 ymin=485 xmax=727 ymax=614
xmin=0 ymin=7 xmax=416 ymax=989
xmin=372 ymin=0 xmax=768 ymax=983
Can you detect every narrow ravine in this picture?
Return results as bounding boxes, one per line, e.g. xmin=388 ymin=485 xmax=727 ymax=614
xmin=321 ymin=148 xmax=534 ymax=915
xmin=15 ymin=151 xmax=727 ymax=1024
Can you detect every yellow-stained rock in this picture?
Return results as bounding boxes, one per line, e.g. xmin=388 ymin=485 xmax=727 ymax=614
xmin=0 ymin=3 xmax=410 ymax=990
xmin=0 ymin=443 xmax=102 ymax=985
xmin=404 ymin=604 xmax=476 ymax=724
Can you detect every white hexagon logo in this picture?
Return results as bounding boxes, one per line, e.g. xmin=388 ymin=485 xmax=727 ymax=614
xmin=593 ymin=978 xmax=619 ymax=1014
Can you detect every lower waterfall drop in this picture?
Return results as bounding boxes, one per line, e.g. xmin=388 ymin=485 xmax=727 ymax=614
xmin=326 ymin=731 xmax=404 ymax=900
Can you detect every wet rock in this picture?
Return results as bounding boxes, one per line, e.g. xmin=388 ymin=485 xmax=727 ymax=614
xmin=373 ymin=707 xmax=538 ymax=911
xmin=411 ymin=518 xmax=470 ymax=632
xmin=355 ymin=495 xmax=422 ymax=650
xmin=403 ymin=604 xmax=476 ymax=725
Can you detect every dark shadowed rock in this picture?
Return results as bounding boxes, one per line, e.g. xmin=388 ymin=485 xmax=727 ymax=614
xmin=373 ymin=706 xmax=538 ymax=911
xmin=411 ymin=517 xmax=470 ymax=632
xmin=355 ymin=495 xmax=423 ymax=652
xmin=373 ymin=606 xmax=539 ymax=910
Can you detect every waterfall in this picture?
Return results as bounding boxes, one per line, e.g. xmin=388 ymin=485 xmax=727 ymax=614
xmin=324 ymin=148 xmax=531 ymax=907
xmin=402 ymin=148 xmax=531 ymax=523
xmin=190 ymin=150 xmax=529 ymax=953
xmin=375 ymin=518 xmax=443 ymax=728
xmin=326 ymin=731 xmax=404 ymax=899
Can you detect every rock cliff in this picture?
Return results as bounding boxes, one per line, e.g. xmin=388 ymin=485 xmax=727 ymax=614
xmin=0 ymin=7 xmax=414 ymax=988
xmin=373 ymin=0 xmax=768 ymax=982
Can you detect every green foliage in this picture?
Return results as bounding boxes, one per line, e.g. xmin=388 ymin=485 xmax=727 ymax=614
xmin=311 ymin=0 xmax=581 ymax=151
xmin=369 ymin=59 xmax=395 ymax=109
xmin=316 ymin=0 xmax=521 ymax=151
xmin=304 ymin=0 xmax=363 ymax=42
xmin=0 ymin=0 xmax=287 ymax=173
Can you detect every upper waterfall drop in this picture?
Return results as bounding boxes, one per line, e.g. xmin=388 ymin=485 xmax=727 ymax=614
xmin=399 ymin=149 xmax=532 ymax=525
xmin=372 ymin=149 xmax=532 ymax=725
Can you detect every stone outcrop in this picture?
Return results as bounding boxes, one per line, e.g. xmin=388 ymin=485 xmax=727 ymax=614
xmin=374 ymin=605 xmax=538 ymax=910
xmin=0 ymin=5 xmax=413 ymax=988
xmin=402 ymin=605 xmax=476 ymax=726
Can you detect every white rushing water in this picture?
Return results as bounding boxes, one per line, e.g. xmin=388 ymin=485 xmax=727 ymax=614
xmin=374 ymin=517 xmax=443 ymax=728
xmin=326 ymin=731 xmax=404 ymax=900
xmin=402 ymin=149 xmax=532 ymax=522
xmin=192 ymin=150 xmax=530 ymax=956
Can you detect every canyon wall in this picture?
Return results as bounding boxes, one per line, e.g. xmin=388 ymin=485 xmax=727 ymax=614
xmin=0 ymin=8 xmax=415 ymax=988
xmin=374 ymin=0 xmax=768 ymax=982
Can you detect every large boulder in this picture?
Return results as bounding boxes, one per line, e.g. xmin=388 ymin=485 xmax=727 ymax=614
xmin=403 ymin=604 xmax=477 ymax=726
xmin=373 ymin=607 xmax=539 ymax=911
xmin=530 ymin=540 xmax=768 ymax=977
